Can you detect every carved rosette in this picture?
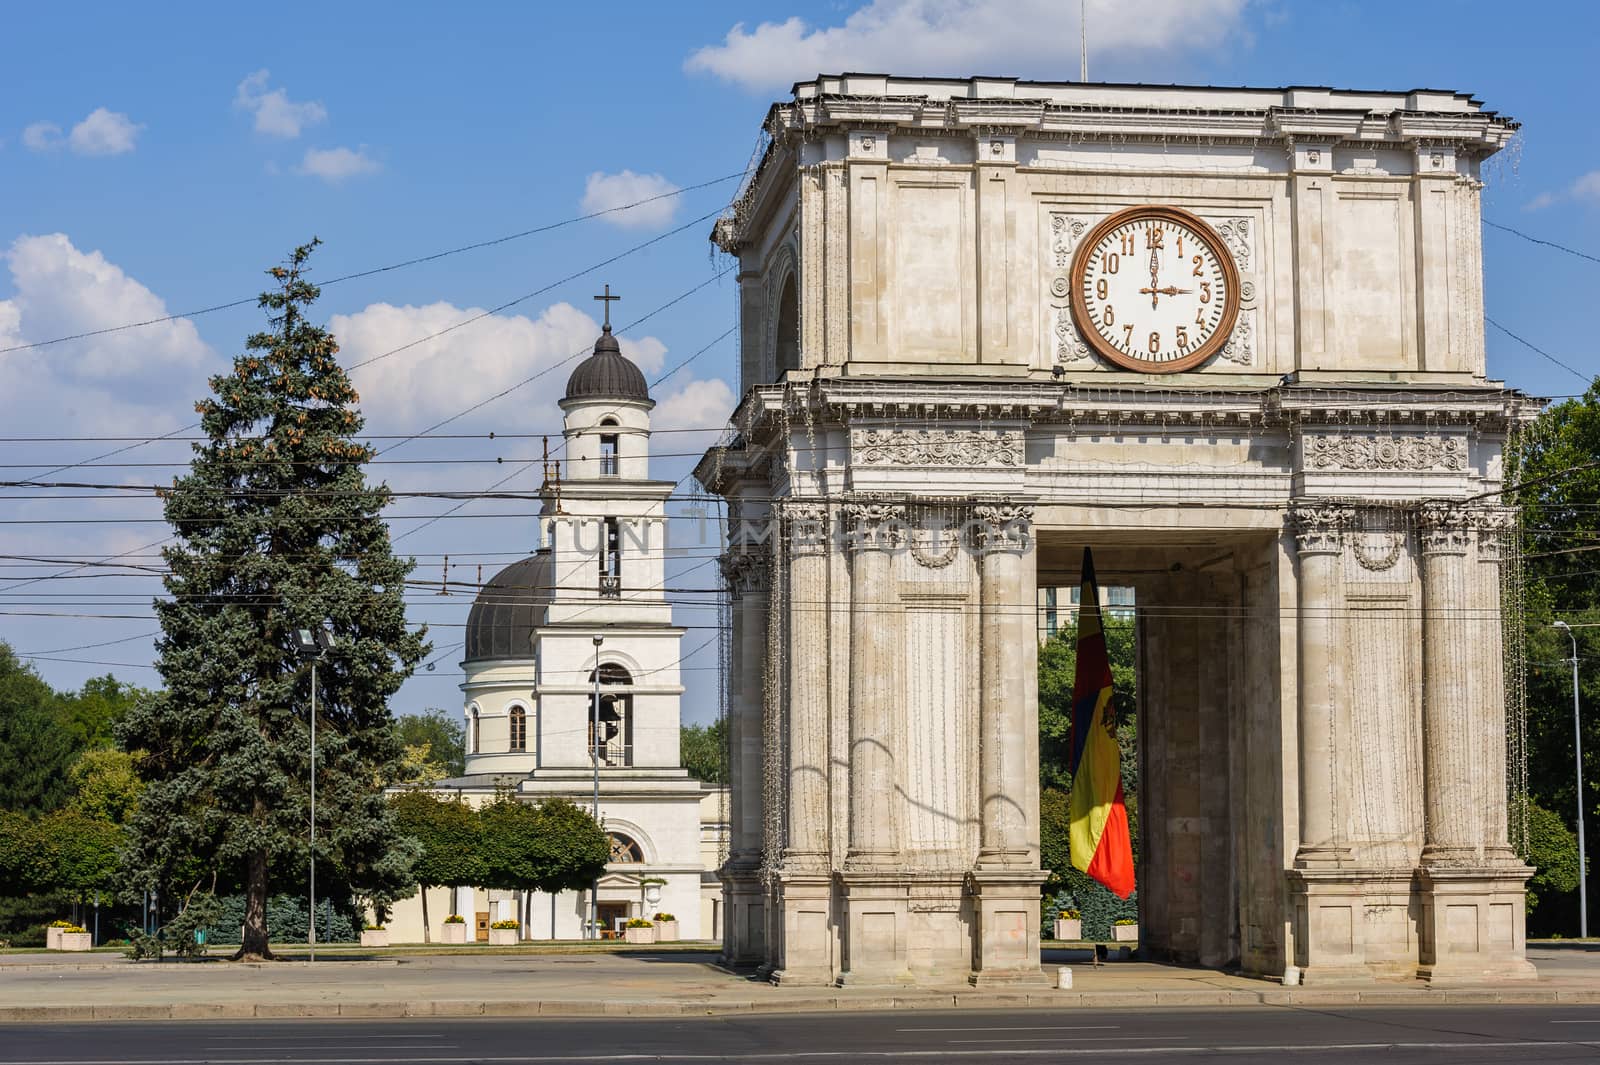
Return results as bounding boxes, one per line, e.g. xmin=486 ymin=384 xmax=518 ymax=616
xmin=1048 ymin=213 xmax=1093 ymax=365
xmin=783 ymin=502 xmax=829 ymax=556
xmin=851 ymin=428 xmax=1023 ymax=468
xmin=1471 ymin=506 xmax=1517 ymax=562
xmin=1289 ymin=503 xmax=1352 ymax=556
xmin=841 ymin=498 xmax=907 ymax=553
xmin=1304 ymin=433 xmax=1466 ymax=473
xmin=720 ymin=550 xmax=771 ymax=596
xmin=972 ymin=503 xmax=1035 ymax=555
xmin=1416 ymin=501 xmax=1471 ymax=556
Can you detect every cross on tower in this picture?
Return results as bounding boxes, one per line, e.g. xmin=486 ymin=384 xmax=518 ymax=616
xmin=593 ymin=284 xmax=620 ymax=329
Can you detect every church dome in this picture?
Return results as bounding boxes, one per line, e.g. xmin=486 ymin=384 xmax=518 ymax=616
xmin=564 ymin=325 xmax=649 ymax=403
xmin=464 ymin=552 xmax=552 ymax=662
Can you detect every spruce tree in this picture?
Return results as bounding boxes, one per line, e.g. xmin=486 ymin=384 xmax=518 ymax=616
xmin=117 ymin=240 xmax=426 ymax=959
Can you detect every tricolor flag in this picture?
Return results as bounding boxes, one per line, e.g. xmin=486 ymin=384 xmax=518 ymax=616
xmin=1067 ymin=547 xmax=1136 ymax=898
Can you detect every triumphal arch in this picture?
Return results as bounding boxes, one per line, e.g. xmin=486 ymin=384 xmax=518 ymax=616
xmin=694 ymin=74 xmax=1534 ymax=986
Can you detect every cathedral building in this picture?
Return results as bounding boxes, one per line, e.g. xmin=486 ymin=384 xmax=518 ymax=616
xmin=387 ymin=320 xmax=727 ymax=944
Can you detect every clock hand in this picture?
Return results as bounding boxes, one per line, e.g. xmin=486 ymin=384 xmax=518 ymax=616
xmin=1147 ymin=249 xmax=1161 ymax=309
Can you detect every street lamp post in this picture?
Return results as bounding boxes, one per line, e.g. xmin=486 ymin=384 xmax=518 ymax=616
xmin=590 ymin=634 xmax=604 ymax=941
xmin=1554 ymin=620 xmax=1588 ymax=939
xmin=294 ymin=621 xmax=335 ymax=962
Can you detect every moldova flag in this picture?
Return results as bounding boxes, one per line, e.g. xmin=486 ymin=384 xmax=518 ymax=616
xmin=1067 ymin=547 xmax=1136 ymax=898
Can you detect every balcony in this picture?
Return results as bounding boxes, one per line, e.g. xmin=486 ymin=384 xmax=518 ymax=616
xmin=599 ymin=574 xmax=621 ymax=598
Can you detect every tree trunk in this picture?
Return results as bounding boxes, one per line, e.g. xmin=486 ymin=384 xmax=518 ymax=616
xmin=234 ymin=846 xmax=273 ymax=961
xmin=421 ymin=883 xmax=431 ymax=944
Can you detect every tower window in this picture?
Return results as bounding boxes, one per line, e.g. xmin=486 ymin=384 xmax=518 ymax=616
xmin=599 ymin=517 xmax=621 ymax=597
xmin=468 ymin=705 xmax=480 ymax=755
xmin=509 ymin=705 xmax=527 ymax=752
xmin=588 ymin=663 xmax=634 ymax=767
xmin=599 ymin=433 xmax=619 ymax=477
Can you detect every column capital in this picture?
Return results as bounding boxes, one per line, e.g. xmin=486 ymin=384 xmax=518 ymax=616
xmin=1289 ymin=501 xmax=1352 ymax=556
xmin=1416 ymin=501 xmax=1471 ymax=556
xmin=1471 ymin=505 xmax=1517 ymax=562
xmin=841 ymin=496 xmax=906 ymax=553
xmin=720 ymin=550 xmax=771 ymax=596
xmin=972 ymin=502 xmax=1035 ymax=555
xmin=782 ymin=502 xmax=830 ymax=556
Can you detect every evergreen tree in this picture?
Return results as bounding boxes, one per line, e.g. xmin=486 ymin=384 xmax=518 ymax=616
xmin=679 ymin=720 xmax=728 ymax=785
xmin=0 ymin=644 xmax=78 ymax=814
xmin=117 ymin=241 xmax=426 ymax=959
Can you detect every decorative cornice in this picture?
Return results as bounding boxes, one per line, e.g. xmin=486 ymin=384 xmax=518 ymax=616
xmin=851 ymin=427 xmax=1024 ymax=468
xmin=1290 ymin=503 xmax=1352 ymax=555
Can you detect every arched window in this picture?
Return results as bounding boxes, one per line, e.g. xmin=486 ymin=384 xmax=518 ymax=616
xmin=598 ymin=418 xmax=619 ymax=477
xmin=587 ymin=664 xmax=633 ymax=767
xmin=607 ymin=832 xmax=643 ymax=864
xmin=508 ymin=705 xmax=526 ymax=752
xmin=775 ymin=273 xmax=799 ymax=374
xmin=468 ymin=705 xmax=480 ymax=755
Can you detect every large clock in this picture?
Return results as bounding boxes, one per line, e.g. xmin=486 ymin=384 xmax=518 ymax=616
xmin=1068 ymin=205 xmax=1241 ymax=374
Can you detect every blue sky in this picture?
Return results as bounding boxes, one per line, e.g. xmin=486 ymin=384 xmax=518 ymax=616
xmin=2 ymin=0 xmax=1598 ymax=725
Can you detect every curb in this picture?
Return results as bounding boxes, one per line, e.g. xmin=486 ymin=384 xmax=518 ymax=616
xmin=4 ymin=987 xmax=1600 ymax=1022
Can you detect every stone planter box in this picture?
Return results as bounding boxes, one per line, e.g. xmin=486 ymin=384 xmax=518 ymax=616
xmin=654 ymin=920 xmax=678 ymax=942
xmin=488 ymin=928 xmax=518 ymax=945
xmin=1111 ymin=924 xmax=1139 ymax=942
xmin=623 ymin=925 xmax=656 ymax=945
xmin=59 ymin=932 xmax=92 ymax=952
xmin=441 ymin=922 xmax=467 ymax=944
xmin=360 ymin=929 xmax=389 ymax=947
xmin=47 ymin=926 xmax=65 ymax=950
xmin=1053 ymin=918 xmax=1082 ymax=941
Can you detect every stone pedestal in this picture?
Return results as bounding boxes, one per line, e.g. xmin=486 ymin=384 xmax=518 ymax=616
xmin=770 ymin=873 xmax=834 ymax=985
xmin=837 ymin=873 xmax=913 ymax=985
xmin=968 ymin=870 xmax=1050 ymax=986
xmin=1286 ymin=869 xmax=1387 ymax=985
xmin=720 ymin=867 xmax=767 ymax=967
xmin=1416 ymin=866 xmax=1538 ymax=985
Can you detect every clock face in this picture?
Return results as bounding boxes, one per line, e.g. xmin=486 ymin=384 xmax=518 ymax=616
xmin=1069 ymin=206 xmax=1241 ymax=374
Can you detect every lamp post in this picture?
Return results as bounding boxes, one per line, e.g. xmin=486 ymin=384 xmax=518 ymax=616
xmin=590 ymin=633 xmax=604 ymax=940
xmin=1554 ymin=620 xmax=1588 ymax=939
xmin=293 ymin=621 xmax=335 ymax=961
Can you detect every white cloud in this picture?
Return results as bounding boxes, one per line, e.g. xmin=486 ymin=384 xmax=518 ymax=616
xmin=234 ymin=69 xmax=328 ymax=138
xmin=1525 ymin=169 xmax=1600 ymax=211
xmin=297 ymin=145 xmax=380 ymax=182
xmin=687 ymin=0 xmax=1253 ymax=91
xmin=330 ymin=300 xmax=667 ymax=431
xmin=22 ymin=121 xmax=63 ymax=152
xmin=68 ymin=108 xmax=141 ymax=156
xmin=580 ymin=170 xmax=683 ymax=230
xmin=0 ymin=233 xmax=213 ymax=440
xmin=653 ymin=377 xmax=735 ymax=431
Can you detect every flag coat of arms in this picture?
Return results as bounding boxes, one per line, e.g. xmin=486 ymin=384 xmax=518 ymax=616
xmin=1067 ymin=547 xmax=1137 ymax=898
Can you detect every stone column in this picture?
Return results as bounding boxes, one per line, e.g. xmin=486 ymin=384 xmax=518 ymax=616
xmin=974 ymin=503 xmax=1035 ymax=867
xmin=1474 ymin=507 xmax=1519 ymax=862
xmin=719 ymin=548 xmax=769 ymax=967
xmin=1290 ymin=502 xmax=1352 ymax=866
xmin=1414 ymin=502 xmax=1536 ymax=984
xmin=773 ymin=503 xmax=834 ymax=985
xmin=1417 ymin=501 xmax=1478 ymax=866
xmin=968 ymin=502 xmax=1047 ymax=987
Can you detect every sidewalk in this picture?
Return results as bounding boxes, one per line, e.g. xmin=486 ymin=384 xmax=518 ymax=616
xmin=2 ymin=944 xmax=1597 ymax=1021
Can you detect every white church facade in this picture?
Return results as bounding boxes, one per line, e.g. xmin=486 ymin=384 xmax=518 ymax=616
xmin=387 ymin=319 xmax=728 ymax=944
xmin=698 ymin=74 xmax=1534 ymax=986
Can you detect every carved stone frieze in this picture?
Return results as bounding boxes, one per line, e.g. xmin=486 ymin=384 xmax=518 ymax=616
xmin=851 ymin=428 xmax=1024 ymax=468
xmin=1289 ymin=503 xmax=1352 ymax=555
xmin=1049 ymin=213 xmax=1094 ymax=366
xmin=972 ymin=503 xmax=1035 ymax=554
xmin=1219 ymin=311 xmax=1254 ymax=366
xmin=841 ymin=497 xmax=907 ymax=553
xmin=1304 ymin=433 xmax=1466 ymax=473
xmin=1215 ymin=217 xmax=1253 ymax=272
xmin=1351 ymin=531 xmax=1404 ymax=572
xmin=1416 ymin=501 xmax=1471 ymax=556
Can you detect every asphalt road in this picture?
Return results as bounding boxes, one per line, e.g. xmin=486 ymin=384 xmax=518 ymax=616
xmin=5 ymin=1006 xmax=1600 ymax=1064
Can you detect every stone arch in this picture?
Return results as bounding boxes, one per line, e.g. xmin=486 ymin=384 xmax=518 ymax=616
xmin=602 ymin=819 xmax=655 ymax=864
xmin=763 ymin=241 xmax=800 ymax=381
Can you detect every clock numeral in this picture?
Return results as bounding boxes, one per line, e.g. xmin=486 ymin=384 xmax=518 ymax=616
xmin=1122 ymin=323 xmax=1134 ymax=347
xmin=1096 ymin=278 xmax=1108 ymax=300
xmin=1176 ymin=326 xmax=1188 ymax=348
xmin=1196 ymin=307 xmax=1207 ymax=326
xmin=1192 ymin=255 xmax=1204 ymax=277
xmin=1102 ymin=304 xmax=1115 ymax=326
xmin=1104 ymin=252 xmax=1120 ymax=275
xmin=1119 ymin=232 xmax=1135 ymax=255
xmin=1200 ymin=282 xmax=1211 ymax=304
xmin=1176 ymin=234 xmax=1184 ymax=257
xmin=1146 ymin=226 xmax=1164 ymax=250
xmin=1148 ymin=331 xmax=1161 ymax=354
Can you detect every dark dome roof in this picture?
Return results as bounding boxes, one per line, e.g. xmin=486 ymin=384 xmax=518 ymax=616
xmin=564 ymin=325 xmax=649 ymax=402
xmin=464 ymin=553 xmax=551 ymax=662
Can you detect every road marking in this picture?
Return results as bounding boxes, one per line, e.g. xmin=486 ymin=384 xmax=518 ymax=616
xmin=898 ymin=1026 xmax=1120 ymax=1032
xmin=1551 ymin=1020 xmax=1600 ymax=1024
xmin=946 ymin=1037 xmax=1184 ymax=1044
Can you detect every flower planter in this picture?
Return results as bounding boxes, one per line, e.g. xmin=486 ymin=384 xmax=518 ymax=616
xmin=59 ymin=932 xmax=92 ymax=952
xmin=488 ymin=928 xmax=518 ymax=945
xmin=360 ymin=929 xmax=389 ymax=947
xmin=1053 ymin=918 xmax=1082 ymax=941
xmin=1111 ymin=924 xmax=1139 ymax=942
xmin=653 ymin=920 xmax=678 ymax=942
xmin=623 ymin=925 xmax=656 ymax=945
xmin=47 ymin=926 xmax=65 ymax=950
xmin=442 ymin=922 xmax=467 ymax=944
